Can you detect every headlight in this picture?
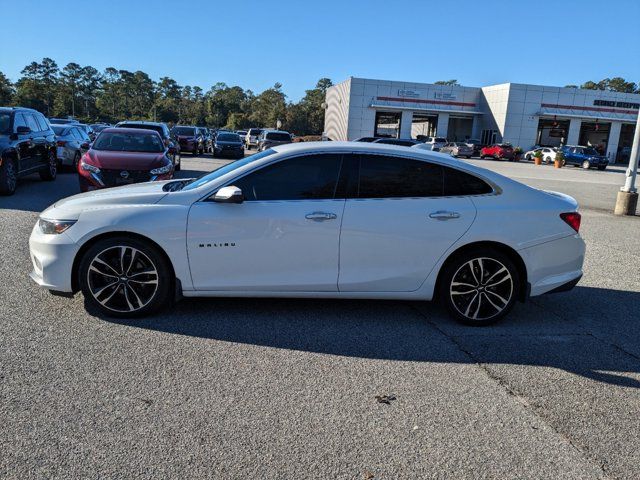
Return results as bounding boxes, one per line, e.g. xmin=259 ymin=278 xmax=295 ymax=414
xmin=150 ymin=164 xmax=172 ymax=175
xmin=80 ymin=161 xmax=100 ymax=173
xmin=39 ymin=218 xmax=77 ymax=235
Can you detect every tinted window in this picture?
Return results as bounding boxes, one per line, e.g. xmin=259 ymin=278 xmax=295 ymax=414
xmin=35 ymin=113 xmax=50 ymax=132
xmin=265 ymin=132 xmax=291 ymax=141
xmin=358 ymin=155 xmax=443 ymax=198
xmin=24 ymin=113 xmax=41 ymax=132
xmin=173 ymin=126 xmax=196 ymax=136
xmin=234 ymin=154 xmax=342 ymax=201
xmin=443 ymin=167 xmax=493 ymax=196
xmin=122 ymin=123 xmax=164 ymax=136
xmin=217 ymin=133 xmax=241 ymax=142
xmin=13 ymin=113 xmax=27 ymax=131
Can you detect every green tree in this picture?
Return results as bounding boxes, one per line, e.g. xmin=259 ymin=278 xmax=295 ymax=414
xmin=250 ymin=83 xmax=286 ymax=129
xmin=0 ymin=72 xmax=14 ymax=105
xmin=434 ymin=79 xmax=459 ymax=86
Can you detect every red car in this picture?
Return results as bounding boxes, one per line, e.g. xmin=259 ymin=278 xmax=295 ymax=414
xmin=480 ymin=143 xmax=515 ymax=160
xmin=78 ymin=128 xmax=174 ymax=192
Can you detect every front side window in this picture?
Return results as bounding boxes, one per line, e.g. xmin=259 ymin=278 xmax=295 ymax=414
xmin=35 ymin=113 xmax=50 ymax=132
xmin=233 ymin=154 xmax=342 ymax=201
xmin=24 ymin=113 xmax=41 ymax=133
xmin=13 ymin=113 xmax=27 ymax=132
xmin=357 ymin=155 xmax=443 ymax=198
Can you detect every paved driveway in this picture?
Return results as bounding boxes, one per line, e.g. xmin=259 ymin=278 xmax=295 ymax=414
xmin=1 ymin=154 xmax=638 ymax=479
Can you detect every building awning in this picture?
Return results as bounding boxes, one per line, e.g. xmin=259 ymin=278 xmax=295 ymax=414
xmin=538 ymin=104 xmax=638 ymax=123
xmin=370 ymin=102 xmax=483 ymax=116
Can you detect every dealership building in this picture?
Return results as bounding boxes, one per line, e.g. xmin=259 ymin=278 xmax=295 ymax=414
xmin=324 ymin=77 xmax=639 ymax=162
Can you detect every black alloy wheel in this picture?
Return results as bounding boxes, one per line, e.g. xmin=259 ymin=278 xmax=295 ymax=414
xmin=79 ymin=237 xmax=172 ymax=318
xmin=440 ymin=248 xmax=520 ymax=326
xmin=39 ymin=150 xmax=57 ymax=181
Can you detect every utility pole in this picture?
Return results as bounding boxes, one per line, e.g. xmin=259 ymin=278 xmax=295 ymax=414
xmin=614 ymin=111 xmax=640 ymax=215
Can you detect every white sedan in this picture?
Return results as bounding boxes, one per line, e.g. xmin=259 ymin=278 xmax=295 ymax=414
xmin=29 ymin=142 xmax=585 ymax=325
xmin=525 ymin=146 xmax=557 ymax=163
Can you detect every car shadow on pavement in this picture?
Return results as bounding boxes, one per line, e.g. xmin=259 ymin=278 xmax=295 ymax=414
xmin=100 ymin=286 xmax=640 ymax=389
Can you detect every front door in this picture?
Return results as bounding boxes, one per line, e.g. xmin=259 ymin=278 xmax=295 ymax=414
xmin=187 ymin=153 xmax=345 ymax=291
xmin=338 ymin=154 xmax=477 ymax=292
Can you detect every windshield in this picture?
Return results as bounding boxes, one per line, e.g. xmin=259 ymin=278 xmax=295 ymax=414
xmin=182 ymin=148 xmax=276 ymax=191
xmin=52 ymin=125 xmax=68 ymax=135
xmin=93 ymin=131 xmax=164 ymax=152
xmin=92 ymin=125 xmax=110 ymax=132
xmin=121 ymin=124 xmax=163 ymax=136
xmin=435 ymin=138 xmax=446 ymax=143
xmin=174 ymin=127 xmax=196 ymax=136
xmin=217 ymin=133 xmax=241 ymax=142
xmin=266 ymin=132 xmax=291 ymax=141
xmin=0 ymin=113 xmax=10 ymax=134
xmin=249 ymin=129 xmax=263 ymax=135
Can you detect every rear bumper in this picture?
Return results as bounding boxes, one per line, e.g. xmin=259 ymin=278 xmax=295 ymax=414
xmin=520 ymin=234 xmax=585 ymax=297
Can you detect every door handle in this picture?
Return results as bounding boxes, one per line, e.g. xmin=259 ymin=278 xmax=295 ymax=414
xmin=429 ymin=210 xmax=460 ymax=220
xmin=305 ymin=212 xmax=337 ymax=221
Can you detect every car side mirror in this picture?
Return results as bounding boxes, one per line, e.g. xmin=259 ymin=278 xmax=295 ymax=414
xmin=81 ymin=142 xmax=91 ymax=150
xmin=16 ymin=126 xmax=31 ymax=135
xmin=213 ymin=186 xmax=244 ymax=204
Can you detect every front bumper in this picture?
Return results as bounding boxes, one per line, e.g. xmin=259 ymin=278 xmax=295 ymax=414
xmin=29 ymin=222 xmax=79 ymax=293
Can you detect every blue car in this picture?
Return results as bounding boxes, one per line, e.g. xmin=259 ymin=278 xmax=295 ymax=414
xmin=559 ymin=145 xmax=608 ymax=170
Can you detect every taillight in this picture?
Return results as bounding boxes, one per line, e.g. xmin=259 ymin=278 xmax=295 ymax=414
xmin=560 ymin=212 xmax=581 ymax=233
xmin=56 ymin=140 xmax=66 ymax=147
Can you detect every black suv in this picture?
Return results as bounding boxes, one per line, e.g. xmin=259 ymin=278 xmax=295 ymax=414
xmin=0 ymin=107 xmax=58 ymax=195
xmin=115 ymin=120 xmax=181 ymax=170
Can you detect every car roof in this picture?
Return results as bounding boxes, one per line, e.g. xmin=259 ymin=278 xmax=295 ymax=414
xmin=0 ymin=107 xmax=40 ymax=113
xmin=102 ymin=127 xmax=161 ymax=135
xmin=118 ymin=120 xmax=165 ymax=126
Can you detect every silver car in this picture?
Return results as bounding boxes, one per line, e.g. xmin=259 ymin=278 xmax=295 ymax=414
xmin=52 ymin=124 xmax=90 ymax=168
xmin=440 ymin=142 xmax=474 ymax=158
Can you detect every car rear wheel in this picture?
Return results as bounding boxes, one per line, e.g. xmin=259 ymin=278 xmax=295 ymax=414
xmin=39 ymin=150 xmax=57 ymax=181
xmin=0 ymin=156 xmax=18 ymax=195
xmin=582 ymin=160 xmax=591 ymax=169
xmin=72 ymin=152 xmax=81 ymax=171
xmin=79 ymin=237 xmax=173 ymax=318
xmin=439 ymin=248 xmax=520 ymax=326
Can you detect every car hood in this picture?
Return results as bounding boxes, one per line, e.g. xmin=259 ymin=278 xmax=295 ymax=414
xmin=86 ymin=150 xmax=167 ymax=169
xmin=42 ymin=181 xmax=171 ymax=220
xmin=215 ymin=141 xmax=242 ymax=146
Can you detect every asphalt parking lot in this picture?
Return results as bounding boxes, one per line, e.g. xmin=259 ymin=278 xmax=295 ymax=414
xmin=1 ymin=153 xmax=639 ymax=479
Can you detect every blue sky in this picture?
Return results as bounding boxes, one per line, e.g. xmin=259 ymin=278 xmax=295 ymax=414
xmin=1 ymin=0 xmax=638 ymax=101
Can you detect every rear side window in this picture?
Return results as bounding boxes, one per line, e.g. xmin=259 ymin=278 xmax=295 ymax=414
xmin=266 ymin=132 xmax=291 ymax=141
xmin=234 ymin=154 xmax=342 ymax=201
xmin=443 ymin=167 xmax=493 ymax=196
xmin=357 ymin=155 xmax=443 ymax=198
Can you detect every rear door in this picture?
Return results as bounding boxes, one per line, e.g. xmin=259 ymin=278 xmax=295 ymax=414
xmin=13 ymin=113 xmax=37 ymax=170
xmin=338 ymin=153 xmax=477 ymax=292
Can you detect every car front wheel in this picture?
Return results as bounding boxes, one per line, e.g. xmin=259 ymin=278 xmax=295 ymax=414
xmin=582 ymin=160 xmax=591 ymax=169
xmin=79 ymin=237 xmax=173 ymax=318
xmin=439 ymin=248 xmax=520 ymax=326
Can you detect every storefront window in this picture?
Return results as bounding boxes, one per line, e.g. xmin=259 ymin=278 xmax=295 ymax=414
xmin=579 ymin=122 xmax=610 ymax=154
xmin=374 ymin=111 xmax=401 ymax=138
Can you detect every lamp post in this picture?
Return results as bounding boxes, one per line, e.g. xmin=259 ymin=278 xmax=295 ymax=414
xmin=614 ymin=111 xmax=640 ymax=215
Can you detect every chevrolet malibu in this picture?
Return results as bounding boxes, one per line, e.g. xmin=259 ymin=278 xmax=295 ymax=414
xmin=29 ymin=142 xmax=585 ymax=325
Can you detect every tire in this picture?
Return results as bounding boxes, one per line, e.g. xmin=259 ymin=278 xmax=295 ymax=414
xmin=72 ymin=152 xmax=81 ymax=171
xmin=494 ymin=154 xmax=500 ymax=160
xmin=78 ymin=236 xmax=173 ymax=318
xmin=466 ymin=156 xmax=471 ymax=159
xmin=582 ymin=160 xmax=591 ymax=169
xmin=439 ymin=247 xmax=520 ymax=326
xmin=39 ymin=150 xmax=57 ymax=181
xmin=0 ymin=155 xmax=18 ymax=195
xmin=597 ymin=165 xmax=606 ymax=171
xmin=174 ymin=154 xmax=181 ymax=171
